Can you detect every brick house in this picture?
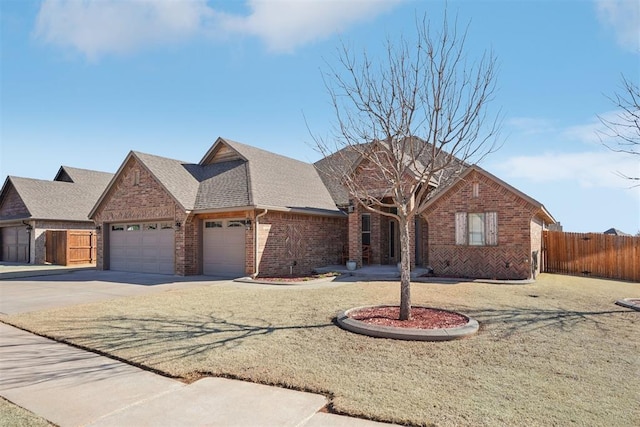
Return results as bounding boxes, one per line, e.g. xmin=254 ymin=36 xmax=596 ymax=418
xmin=88 ymin=137 xmax=554 ymax=280
xmin=89 ymin=138 xmax=346 ymax=277
xmin=0 ymin=167 xmax=113 ymax=264
xmin=316 ymin=141 xmax=556 ymax=280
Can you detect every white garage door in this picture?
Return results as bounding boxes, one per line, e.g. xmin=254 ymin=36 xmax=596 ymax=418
xmin=1 ymin=226 xmax=29 ymax=263
xmin=203 ymin=219 xmax=246 ymax=277
xmin=109 ymin=222 xmax=175 ymax=274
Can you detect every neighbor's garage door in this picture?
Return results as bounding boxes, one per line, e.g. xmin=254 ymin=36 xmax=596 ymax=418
xmin=109 ymin=222 xmax=175 ymax=274
xmin=203 ymin=219 xmax=246 ymax=277
xmin=1 ymin=226 xmax=29 ymax=263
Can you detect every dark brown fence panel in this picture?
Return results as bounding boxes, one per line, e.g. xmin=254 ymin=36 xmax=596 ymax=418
xmin=45 ymin=230 xmax=68 ymax=265
xmin=45 ymin=230 xmax=96 ymax=266
xmin=543 ymin=231 xmax=640 ymax=282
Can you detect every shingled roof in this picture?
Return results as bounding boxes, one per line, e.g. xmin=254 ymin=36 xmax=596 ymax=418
xmin=92 ymin=137 xmax=342 ymax=217
xmin=0 ymin=167 xmax=113 ymax=222
xmin=212 ymin=138 xmax=339 ymax=212
xmin=314 ymin=138 xmax=467 ymax=207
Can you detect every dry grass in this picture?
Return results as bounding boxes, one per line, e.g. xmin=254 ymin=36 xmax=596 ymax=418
xmin=3 ymin=274 xmax=638 ymax=426
xmin=0 ymin=398 xmax=54 ymax=427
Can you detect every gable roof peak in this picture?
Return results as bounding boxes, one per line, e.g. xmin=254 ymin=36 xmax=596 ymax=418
xmin=199 ymin=137 xmax=249 ymax=165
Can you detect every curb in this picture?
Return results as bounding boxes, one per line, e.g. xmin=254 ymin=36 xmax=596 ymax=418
xmin=615 ymin=298 xmax=640 ymax=311
xmin=0 ymin=266 xmax=95 ymax=280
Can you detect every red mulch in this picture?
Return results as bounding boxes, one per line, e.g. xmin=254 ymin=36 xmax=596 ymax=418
xmin=349 ymin=306 xmax=468 ymax=329
xmin=259 ymin=276 xmax=313 ymax=282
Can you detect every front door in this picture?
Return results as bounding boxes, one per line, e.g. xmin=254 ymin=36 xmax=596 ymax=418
xmin=388 ymin=220 xmax=400 ymax=264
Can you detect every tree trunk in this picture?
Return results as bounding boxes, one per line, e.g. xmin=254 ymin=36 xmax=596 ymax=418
xmin=398 ymin=215 xmax=412 ymax=320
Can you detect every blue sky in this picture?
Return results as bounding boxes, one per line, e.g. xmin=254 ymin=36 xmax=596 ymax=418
xmin=1 ymin=0 xmax=639 ymax=234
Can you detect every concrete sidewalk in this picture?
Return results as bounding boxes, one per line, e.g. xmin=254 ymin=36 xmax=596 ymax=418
xmin=0 ymin=323 xmax=391 ymax=426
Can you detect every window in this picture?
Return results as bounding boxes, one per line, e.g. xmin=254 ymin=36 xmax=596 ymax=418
xmin=389 ymin=220 xmax=396 ymax=258
xmin=111 ymin=225 xmax=124 ymax=231
xmin=126 ymin=224 xmax=140 ymax=231
xmin=133 ymin=170 xmax=140 ymax=186
xmin=455 ymin=212 xmax=497 ymax=246
xmin=144 ymin=223 xmax=157 ymax=231
xmin=361 ymin=214 xmax=371 ymax=245
xmin=160 ymin=222 xmax=174 ymax=230
xmin=205 ymin=221 xmax=223 ymax=228
xmin=468 ymin=213 xmax=485 ymax=245
xmin=228 ymin=220 xmax=247 ymax=228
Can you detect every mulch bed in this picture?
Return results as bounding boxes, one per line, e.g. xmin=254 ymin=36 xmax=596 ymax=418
xmin=349 ymin=306 xmax=469 ymax=329
xmin=257 ymin=273 xmax=340 ymax=282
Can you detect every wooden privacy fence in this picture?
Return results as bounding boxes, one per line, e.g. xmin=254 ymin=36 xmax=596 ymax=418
xmin=543 ymin=231 xmax=640 ymax=282
xmin=46 ymin=230 xmax=96 ymax=266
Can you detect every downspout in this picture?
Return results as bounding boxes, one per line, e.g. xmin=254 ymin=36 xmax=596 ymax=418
xmin=22 ymin=220 xmax=32 ymax=264
xmin=253 ymin=209 xmax=268 ymax=278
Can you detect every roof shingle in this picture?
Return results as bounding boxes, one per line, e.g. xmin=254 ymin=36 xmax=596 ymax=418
xmin=2 ymin=167 xmax=113 ymax=222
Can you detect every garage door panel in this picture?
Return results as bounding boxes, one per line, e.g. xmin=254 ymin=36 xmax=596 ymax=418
xmin=203 ymin=220 xmax=246 ymax=277
xmin=109 ymin=223 xmax=174 ymax=274
xmin=1 ymin=226 xmax=29 ymax=263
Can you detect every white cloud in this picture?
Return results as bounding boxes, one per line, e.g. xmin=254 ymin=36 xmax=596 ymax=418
xmin=34 ymin=0 xmax=214 ymax=59
xmin=595 ymin=0 xmax=640 ymax=52
xmin=34 ymin=0 xmax=400 ymax=59
xmin=495 ymin=150 xmax=639 ymax=192
xmin=218 ymin=0 xmax=400 ymax=53
xmin=496 ymin=113 xmax=640 ymax=201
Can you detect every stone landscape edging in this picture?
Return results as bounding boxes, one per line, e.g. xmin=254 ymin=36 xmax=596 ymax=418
xmin=234 ymin=276 xmax=342 ymax=286
xmin=336 ymin=305 xmax=479 ymax=341
xmin=615 ymin=298 xmax=640 ymax=311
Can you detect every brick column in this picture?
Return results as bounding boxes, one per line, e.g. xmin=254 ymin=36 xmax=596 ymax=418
xmin=370 ymin=211 xmax=381 ymax=264
xmin=348 ymin=200 xmax=362 ymax=267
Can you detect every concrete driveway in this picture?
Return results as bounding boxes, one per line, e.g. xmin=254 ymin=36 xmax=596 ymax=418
xmin=0 ymin=270 xmax=228 ymax=315
xmin=0 ymin=270 xmax=392 ymax=426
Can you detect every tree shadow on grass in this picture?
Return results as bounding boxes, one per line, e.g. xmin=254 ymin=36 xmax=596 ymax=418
xmin=38 ymin=312 xmax=333 ymax=365
xmin=462 ymin=306 xmax=632 ymax=338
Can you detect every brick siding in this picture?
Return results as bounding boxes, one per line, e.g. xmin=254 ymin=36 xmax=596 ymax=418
xmin=0 ymin=184 xmax=29 ymax=218
xmin=92 ymin=158 xmax=347 ymax=277
xmin=256 ymin=211 xmax=347 ymax=277
xmin=423 ymin=170 xmax=540 ymax=280
xmin=93 ymin=157 xmax=184 ymax=273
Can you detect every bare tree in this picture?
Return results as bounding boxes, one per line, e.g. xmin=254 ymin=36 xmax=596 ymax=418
xmin=314 ymin=13 xmax=500 ymax=320
xmin=599 ymin=75 xmax=640 ymax=185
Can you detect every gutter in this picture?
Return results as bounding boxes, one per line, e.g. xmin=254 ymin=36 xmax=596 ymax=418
xmin=21 ymin=220 xmax=32 ymax=264
xmin=253 ymin=208 xmax=268 ymax=278
xmin=193 ymin=204 xmax=345 ymax=218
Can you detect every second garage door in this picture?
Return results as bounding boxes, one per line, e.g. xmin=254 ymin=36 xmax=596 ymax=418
xmin=203 ymin=219 xmax=246 ymax=277
xmin=1 ymin=226 xmax=29 ymax=263
xmin=109 ymin=222 xmax=175 ymax=274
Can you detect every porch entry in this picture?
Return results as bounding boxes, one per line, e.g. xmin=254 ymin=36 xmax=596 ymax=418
xmin=360 ymin=213 xmax=401 ymax=265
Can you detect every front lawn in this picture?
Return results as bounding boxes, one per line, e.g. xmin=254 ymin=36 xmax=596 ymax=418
xmin=2 ymin=274 xmax=638 ymax=426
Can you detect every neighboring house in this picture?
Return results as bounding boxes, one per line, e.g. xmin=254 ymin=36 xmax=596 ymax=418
xmin=89 ymin=138 xmax=346 ymax=277
xmin=603 ymin=228 xmax=631 ymax=236
xmin=0 ymin=166 xmax=113 ymax=264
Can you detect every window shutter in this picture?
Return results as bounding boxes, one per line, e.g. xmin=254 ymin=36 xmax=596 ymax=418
xmin=455 ymin=212 xmax=467 ymax=245
xmin=485 ymin=212 xmax=498 ymax=246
